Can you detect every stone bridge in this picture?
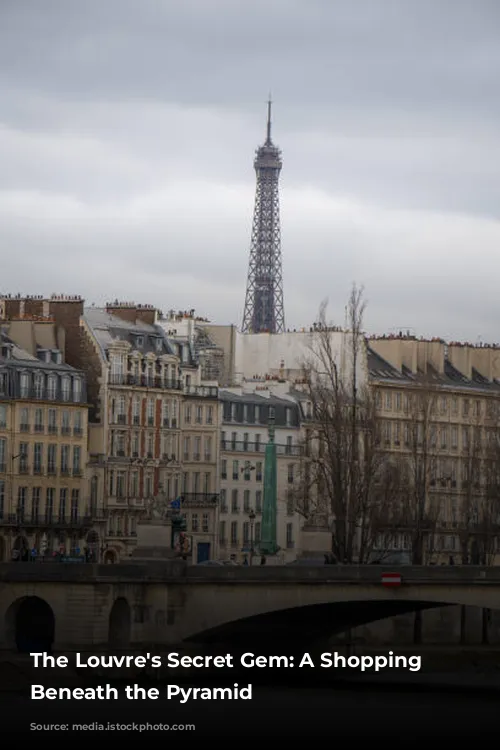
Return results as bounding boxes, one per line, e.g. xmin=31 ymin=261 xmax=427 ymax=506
xmin=2 ymin=563 xmax=500 ymax=651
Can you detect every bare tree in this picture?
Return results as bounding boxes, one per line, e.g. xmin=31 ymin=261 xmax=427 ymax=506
xmin=295 ymin=285 xmax=397 ymax=563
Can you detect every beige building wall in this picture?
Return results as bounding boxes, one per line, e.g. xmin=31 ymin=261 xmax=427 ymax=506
xmin=0 ymin=396 xmax=91 ymax=561
xmin=369 ymin=336 xmax=500 ymax=563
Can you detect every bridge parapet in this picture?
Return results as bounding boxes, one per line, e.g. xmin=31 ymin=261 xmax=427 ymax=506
xmin=0 ymin=562 xmax=499 ymax=584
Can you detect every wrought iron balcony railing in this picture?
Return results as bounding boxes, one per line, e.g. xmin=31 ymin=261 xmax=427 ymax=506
xmin=220 ymin=440 xmax=302 ymax=456
xmin=109 ymin=374 xmax=182 ymax=390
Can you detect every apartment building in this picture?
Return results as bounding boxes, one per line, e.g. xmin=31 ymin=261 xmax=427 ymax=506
xmin=218 ymin=387 xmax=303 ymax=563
xmin=0 ymin=331 xmax=91 ymax=561
xmin=81 ymin=302 xmax=219 ymax=563
xmin=368 ymin=335 xmax=500 ymax=563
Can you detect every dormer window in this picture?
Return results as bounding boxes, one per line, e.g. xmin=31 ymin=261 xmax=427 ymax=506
xmin=61 ymin=376 xmax=70 ymax=402
xmin=34 ymin=372 xmax=44 ymax=399
xmin=155 ymin=338 xmax=162 ymax=352
xmin=47 ymin=375 xmax=57 ymax=400
xmin=20 ymin=372 xmax=30 ymax=398
xmin=136 ymin=336 xmax=144 ymax=348
xmin=73 ymin=378 xmax=82 ymax=403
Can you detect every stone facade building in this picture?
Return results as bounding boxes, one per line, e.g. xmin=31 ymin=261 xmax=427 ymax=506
xmin=0 ymin=327 xmax=91 ymax=561
xmin=82 ymin=303 xmax=220 ymax=563
xmin=218 ymin=385 xmax=303 ymax=563
xmin=368 ymin=335 xmax=500 ymax=564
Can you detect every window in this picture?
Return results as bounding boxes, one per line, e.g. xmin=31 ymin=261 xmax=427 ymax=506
xmin=145 ymin=475 xmax=152 ymax=498
xmin=196 ymin=406 xmax=202 ymax=424
xmin=61 ymin=445 xmax=69 ymax=473
xmin=255 ymin=490 xmax=262 ymax=513
xmin=20 ymin=372 xmax=29 ymax=398
xmin=255 ymin=405 xmax=260 ymax=422
xmin=34 ymin=408 xmax=44 ymax=432
xmin=231 ymin=432 xmax=237 ymax=450
xmin=204 ymin=437 xmax=212 ymax=462
xmin=131 ymin=471 xmax=139 ymax=497
xmin=74 ymin=411 xmax=82 ymax=434
xmin=204 ymin=472 xmax=210 ymax=493
xmin=255 ymin=434 xmax=261 ymax=452
xmin=34 ymin=443 xmax=43 ymax=473
xmin=0 ymin=480 xmax=4 ymax=518
xmin=243 ymin=490 xmax=251 ymax=512
xmin=206 ymin=406 xmax=213 ymax=425
xmin=220 ymin=488 xmax=227 ymax=512
xmin=73 ymin=446 xmax=81 ymax=474
xmin=385 ymin=392 xmax=392 ymax=410
xmin=231 ymin=489 xmax=238 ymax=512
xmin=62 ymin=410 xmax=70 ymax=434
xmin=286 ymin=523 xmax=294 ymax=547
xmin=394 ymin=422 xmax=400 ymax=445
xmin=116 ymin=472 xmax=126 ymax=499
xmin=34 ymin=373 xmax=44 ymax=399
xmin=221 ymin=459 xmax=227 ymax=479
xmin=243 ymin=432 xmax=249 ymax=451
xmin=256 ymin=462 xmax=262 ymax=481
xmin=184 ymin=405 xmax=191 ymax=424
xmin=0 ymin=404 xmax=5 ymax=428
xmin=73 ymin=378 xmax=81 ymax=402
xmin=17 ymin=487 xmax=27 ymax=520
xmin=463 ymin=399 xmax=469 ymax=417
xmin=61 ymin=377 xmax=70 ymax=401
xmin=219 ymin=520 xmax=226 ymax=543
xmin=59 ymin=489 xmax=67 ymax=520
xmin=285 ymin=408 xmax=292 ymax=426
xmin=230 ymin=521 xmax=238 ymax=544
xmin=20 ymin=407 xmax=29 ymax=431
xmin=147 ymin=433 xmax=154 ymax=457
xmin=255 ymin=522 xmax=261 ymax=543
xmin=19 ymin=444 xmax=28 ymax=473
xmin=71 ymin=489 xmax=79 ymax=520
xmin=232 ymin=460 xmax=239 ymax=480
xmin=133 ymin=397 xmax=140 ymax=425
xmin=202 ymin=513 xmax=209 ymax=533
xmin=288 ymin=464 xmax=295 ymax=483
xmin=47 ymin=444 xmax=56 ymax=474
xmin=194 ymin=437 xmax=201 ymax=460
xmin=243 ymin=521 xmax=249 ymax=543
xmin=48 ymin=409 xmax=57 ymax=433
xmin=46 ymin=488 xmax=54 ymax=520
xmin=47 ymin=375 xmax=57 ymax=399
xmin=147 ymin=399 xmax=155 ymax=425
xmin=286 ymin=436 xmax=293 ymax=455
xmin=441 ymin=427 xmax=448 ymax=449
xmin=183 ymin=437 xmax=190 ymax=461
xmin=191 ymin=513 xmax=199 ymax=532
xmin=384 ymin=422 xmax=391 ymax=445
xmin=395 ymin=393 xmax=402 ymax=411
xmin=0 ymin=438 xmax=5 ymax=471
xmin=193 ymin=472 xmax=200 ymax=493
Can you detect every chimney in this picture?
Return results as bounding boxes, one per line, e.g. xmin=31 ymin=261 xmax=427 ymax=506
xmin=47 ymin=295 xmax=85 ymax=367
xmin=105 ymin=301 xmax=137 ymax=323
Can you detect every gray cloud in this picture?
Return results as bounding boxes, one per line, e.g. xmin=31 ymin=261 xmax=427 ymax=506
xmin=0 ymin=0 xmax=499 ymax=341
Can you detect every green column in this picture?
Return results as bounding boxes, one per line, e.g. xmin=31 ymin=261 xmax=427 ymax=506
xmin=259 ymin=407 xmax=279 ymax=555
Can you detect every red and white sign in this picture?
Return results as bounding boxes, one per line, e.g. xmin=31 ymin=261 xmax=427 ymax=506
xmin=381 ymin=572 xmax=402 ymax=587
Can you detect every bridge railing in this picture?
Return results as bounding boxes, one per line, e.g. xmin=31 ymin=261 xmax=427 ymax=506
xmin=1 ymin=562 xmax=500 ymax=583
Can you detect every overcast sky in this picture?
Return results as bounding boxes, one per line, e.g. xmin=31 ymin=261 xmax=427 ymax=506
xmin=1 ymin=0 xmax=499 ymax=341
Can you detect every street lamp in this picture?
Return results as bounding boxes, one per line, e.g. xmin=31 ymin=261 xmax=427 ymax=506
xmin=248 ymin=509 xmax=256 ymax=566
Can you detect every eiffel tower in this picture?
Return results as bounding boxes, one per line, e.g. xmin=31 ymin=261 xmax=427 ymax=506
xmin=241 ymin=100 xmax=285 ymax=334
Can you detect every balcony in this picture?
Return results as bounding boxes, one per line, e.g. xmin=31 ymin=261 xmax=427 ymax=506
xmin=0 ymin=463 xmax=6 ymax=473
xmin=61 ymin=426 xmax=71 ymax=435
xmin=221 ymin=440 xmax=302 ymax=456
xmin=20 ymin=423 xmax=30 ymax=433
xmin=178 ymin=493 xmax=219 ymax=508
xmin=184 ymin=385 xmax=218 ymax=399
xmin=109 ymin=374 xmax=182 ymax=390
xmin=48 ymin=425 xmax=58 ymax=435
xmin=0 ymin=512 xmax=96 ymax=528
xmin=219 ymin=537 xmax=228 ymax=546
xmin=34 ymin=424 xmax=44 ymax=433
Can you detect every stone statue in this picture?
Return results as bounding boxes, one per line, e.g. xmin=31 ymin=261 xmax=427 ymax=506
xmin=146 ymin=494 xmax=170 ymax=522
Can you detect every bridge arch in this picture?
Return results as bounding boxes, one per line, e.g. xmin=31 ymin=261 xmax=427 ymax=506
xmin=5 ymin=596 xmax=55 ymax=653
xmin=108 ymin=597 xmax=131 ymax=648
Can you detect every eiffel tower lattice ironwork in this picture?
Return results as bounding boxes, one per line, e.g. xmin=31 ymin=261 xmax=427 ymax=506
xmin=241 ymin=99 xmax=285 ymax=334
